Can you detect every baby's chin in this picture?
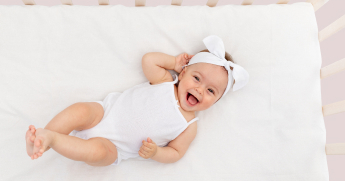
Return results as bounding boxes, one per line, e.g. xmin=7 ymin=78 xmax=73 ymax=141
xmin=181 ymin=105 xmax=210 ymax=113
xmin=178 ymin=98 xmax=195 ymax=112
xmin=179 ymin=97 xmax=205 ymax=112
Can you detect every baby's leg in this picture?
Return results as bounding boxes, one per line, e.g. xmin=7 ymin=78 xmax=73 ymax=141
xmin=44 ymin=102 xmax=104 ymax=151
xmin=26 ymin=102 xmax=104 ymax=158
xmin=32 ymin=128 xmax=118 ymax=166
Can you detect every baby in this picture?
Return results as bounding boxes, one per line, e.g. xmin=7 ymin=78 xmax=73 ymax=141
xmin=25 ymin=35 xmax=249 ymax=166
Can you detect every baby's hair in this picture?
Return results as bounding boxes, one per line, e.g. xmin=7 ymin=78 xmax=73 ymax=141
xmin=199 ymin=49 xmax=236 ymax=84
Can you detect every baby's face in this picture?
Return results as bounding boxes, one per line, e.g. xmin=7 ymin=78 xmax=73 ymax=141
xmin=177 ymin=63 xmax=228 ymax=112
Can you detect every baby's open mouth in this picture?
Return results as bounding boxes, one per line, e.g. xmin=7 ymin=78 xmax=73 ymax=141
xmin=186 ymin=92 xmax=199 ymax=106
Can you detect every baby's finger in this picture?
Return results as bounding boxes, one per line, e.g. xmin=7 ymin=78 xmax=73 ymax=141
xmin=144 ymin=141 xmax=154 ymax=148
xmin=142 ymin=145 xmax=152 ymax=151
xmin=142 ymin=145 xmax=151 ymax=152
xmin=140 ymin=149 xmax=148 ymax=155
xmin=139 ymin=150 xmax=146 ymax=158
xmin=142 ymin=149 xmax=152 ymax=157
xmin=147 ymin=143 xmax=155 ymax=148
xmin=140 ymin=148 xmax=147 ymax=154
xmin=140 ymin=146 xmax=149 ymax=153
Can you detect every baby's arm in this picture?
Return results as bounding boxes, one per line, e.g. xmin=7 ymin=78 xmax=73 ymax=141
xmin=141 ymin=52 xmax=193 ymax=85
xmin=142 ymin=52 xmax=176 ymax=85
xmin=151 ymin=123 xmax=197 ymax=163
xmin=151 ymin=146 xmax=180 ymax=163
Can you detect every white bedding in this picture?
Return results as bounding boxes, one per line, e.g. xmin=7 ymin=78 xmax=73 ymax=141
xmin=0 ymin=2 xmax=329 ymax=180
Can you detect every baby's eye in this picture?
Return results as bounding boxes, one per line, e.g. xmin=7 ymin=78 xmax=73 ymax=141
xmin=208 ymin=89 xmax=214 ymax=94
xmin=194 ymin=76 xmax=199 ymax=81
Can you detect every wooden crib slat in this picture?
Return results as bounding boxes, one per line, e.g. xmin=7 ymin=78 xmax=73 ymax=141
xmin=22 ymin=0 xmax=35 ymax=5
xmin=242 ymin=0 xmax=254 ymax=5
xmin=321 ymin=58 xmax=345 ymax=79
xmin=306 ymin=0 xmax=329 ymax=12
xmin=99 ymin=0 xmax=109 ymax=5
xmin=135 ymin=0 xmax=146 ymax=6
xmin=322 ymin=100 xmax=345 ymax=117
xmin=171 ymin=0 xmax=183 ymax=6
xmin=277 ymin=0 xmax=290 ymax=4
xmin=326 ymin=143 xmax=345 ymax=155
xmin=206 ymin=0 xmax=219 ymax=7
xmin=61 ymin=0 xmax=73 ymax=5
xmin=319 ymin=14 xmax=345 ymax=42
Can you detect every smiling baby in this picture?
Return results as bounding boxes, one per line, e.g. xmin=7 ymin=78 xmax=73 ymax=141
xmin=25 ymin=35 xmax=249 ymax=166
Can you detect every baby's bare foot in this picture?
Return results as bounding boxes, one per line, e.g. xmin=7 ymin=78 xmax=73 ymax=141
xmin=31 ymin=128 xmax=55 ymax=160
xmin=26 ymin=125 xmax=36 ymax=157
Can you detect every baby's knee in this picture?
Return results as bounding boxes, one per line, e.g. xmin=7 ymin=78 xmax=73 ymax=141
xmin=85 ymin=138 xmax=108 ymax=165
xmin=85 ymin=137 xmax=118 ymax=166
xmin=71 ymin=102 xmax=104 ymax=131
xmin=70 ymin=103 xmax=93 ymax=119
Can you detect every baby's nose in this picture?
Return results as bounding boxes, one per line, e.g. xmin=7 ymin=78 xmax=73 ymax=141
xmin=194 ymin=88 xmax=203 ymax=102
xmin=195 ymin=87 xmax=201 ymax=95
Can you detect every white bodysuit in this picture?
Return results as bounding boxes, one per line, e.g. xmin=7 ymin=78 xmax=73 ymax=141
xmin=71 ymin=74 xmax=199 ymax=165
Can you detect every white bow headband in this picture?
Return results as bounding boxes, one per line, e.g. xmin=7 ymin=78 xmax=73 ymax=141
xmin=182 ymin=35 xmax=249 ymax=100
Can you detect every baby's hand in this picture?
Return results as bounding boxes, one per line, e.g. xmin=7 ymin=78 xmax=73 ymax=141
xmin=174 ymin=53 xmax=194 ymax=73
xmin=139 ymin=137 xmax=158 ymax=159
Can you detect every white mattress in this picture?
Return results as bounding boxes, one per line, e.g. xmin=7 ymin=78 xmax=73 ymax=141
xmin=0 ymin=2 xmax=329 ymax=181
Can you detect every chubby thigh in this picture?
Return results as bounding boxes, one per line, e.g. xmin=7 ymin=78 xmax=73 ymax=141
xmin=86 ymin=137 xmax=118 ymax=166
xmin=76 ymin=102 xmax=105 ymax=131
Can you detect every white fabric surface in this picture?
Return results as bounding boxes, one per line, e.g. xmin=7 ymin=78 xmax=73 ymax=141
xmin=0 ymin=2 xmax=328 ymax=181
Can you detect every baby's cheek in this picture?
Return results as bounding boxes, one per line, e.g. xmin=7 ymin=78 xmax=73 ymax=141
xmin=201 ymin=99 xmax=214 ymax=110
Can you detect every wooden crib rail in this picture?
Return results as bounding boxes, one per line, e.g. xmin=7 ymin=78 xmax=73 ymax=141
xmin=61 ymin=0 xmax=72 ymax=5
xmin=22 ymin=0 xmax=35 ymax=5
xmin=323 ymin=99 xmax=345 ymax=155
xmin=135 ymin=0 xmax=145 ymax=7
xmin=99 ymin=0 xmax=109 ymax=5
xmin=306 ymin=0 xmax=329 ymax=11
xmin=319 ymin=15 xmax=345 ymax=42
xmin=241 ymin=0 xmax=255 ymax=5
xmin=277 ymin=0 xmax=290 ymax=4
xmin=326 ymin=143 xmax=345 ymax=155
xmin=20 ymin=0 xmax=327 ymax=10
xmin=206 ymin=0 xmax=218 ymax=7
xmin=322 ymin=100 xmax=345 ymax=117
xmin=171 ymin=0 xmax=183 ymax=6
xmin=321 ymin=58 xmax=345 ymax=79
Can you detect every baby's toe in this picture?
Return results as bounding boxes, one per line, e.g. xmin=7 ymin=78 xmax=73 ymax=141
xmin=29 ymin=125 xmax=36 ymax=134
xmin=26 ymin=128 xmax=32 ymax=137
xmin=30 ymin=135 xmax=36 ymax=143
xmin=31 ymin=154 xmax=37 ymax=160
xmin=33 ymin=138 xmax=42 ymax=154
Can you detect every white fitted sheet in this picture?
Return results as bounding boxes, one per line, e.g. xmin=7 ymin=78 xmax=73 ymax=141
xmin=0 ymin=2 xmax=328 ymax=181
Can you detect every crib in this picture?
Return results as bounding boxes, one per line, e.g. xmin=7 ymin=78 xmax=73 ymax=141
xmin=1 ymin=0 xmax=344 ymax=180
